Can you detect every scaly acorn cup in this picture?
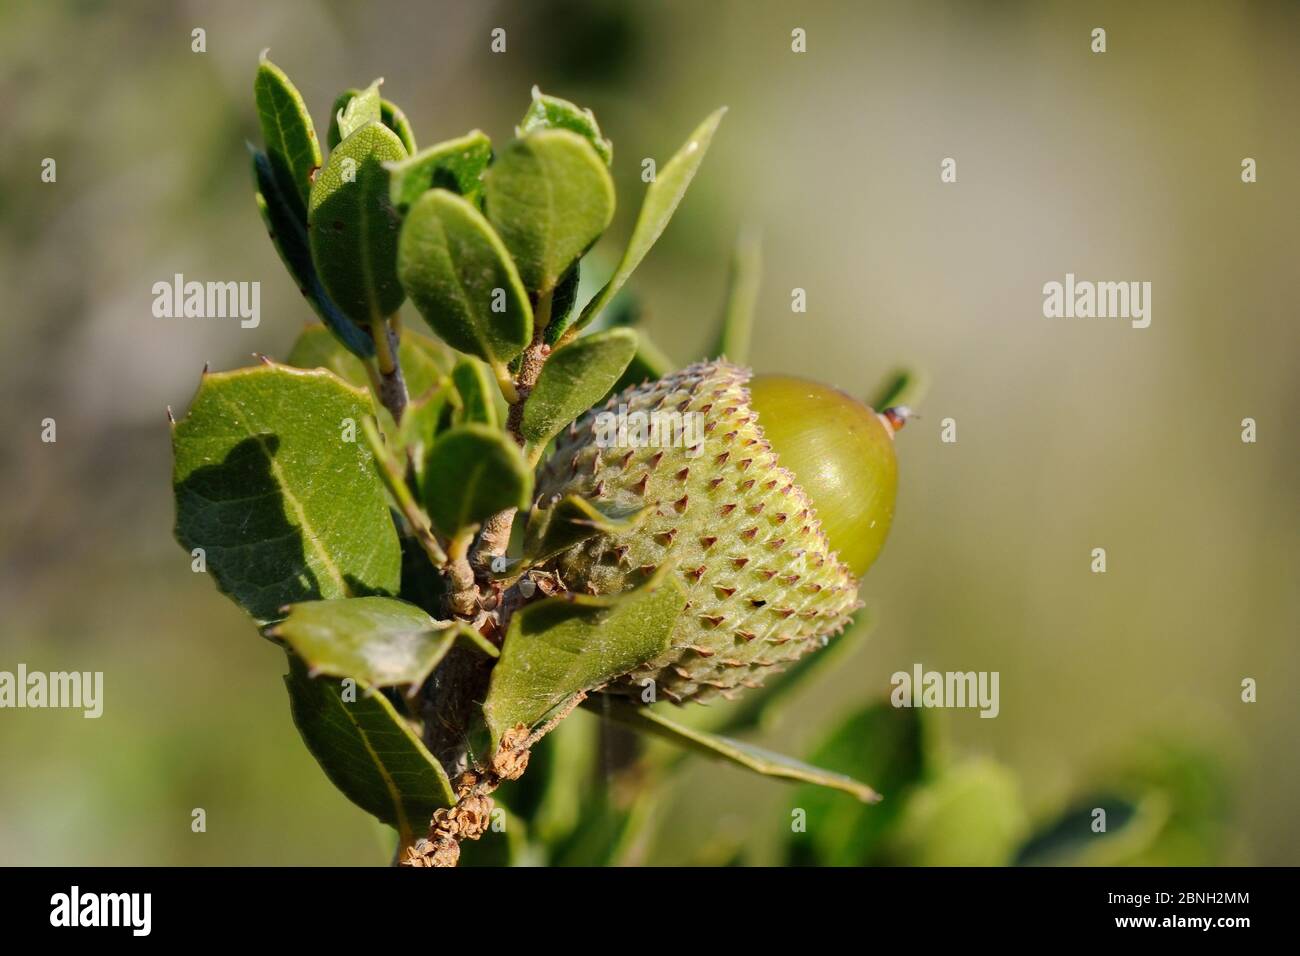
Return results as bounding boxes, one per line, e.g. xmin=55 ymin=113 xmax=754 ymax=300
xmin=531 ymin=360 xmax=901 ymax=704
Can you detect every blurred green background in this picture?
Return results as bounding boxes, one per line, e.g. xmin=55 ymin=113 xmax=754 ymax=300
xmin=1 ymin=0 xmax=1296 ymax=865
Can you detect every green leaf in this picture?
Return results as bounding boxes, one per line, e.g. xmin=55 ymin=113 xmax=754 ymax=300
xmin=484 ymin=129 xmax=616 ymax=295
xmin=569 ymin=108 xmax=725 ymax=336
xmin=284 ymin=654 xmax=455 ymax=836
xmin=519 ymin=86 xmax=612 ymax=165
xmin=253 ymin=54 xmax=321 ymax=213
xmin=781 ymin=700 xmax=932 ymax=866
xmin=284 ymin=321 xmax=373 ymax=384
xmin=542 ymin=262 xmax=582 ymax=347
xmin=328 ymin=86 xmax=416 ymax=153
xmin=172 ymin=364 xmax=402 ymax=623
xmin=450 ymin=356 xmax=498 ymax=428
xmin=333 ymin=81 xmax=382 ymax=143
xmin=387 ymin=131 xmax=492 ymax=210
xmin=402 ymin=329 xmax=459 ymax=382
xmin=870 ymin=367 xmax=929 ymax=411
xmin=521 ymin=327 xmax=637 ymax=453
xmin=289 ymin=325 xmax=456 ymax=468
xmin=483 ymin=568 xmax=687 ymax=746
xmin=251 ymin=149 xmax=374 ymax=358
xmin=399 ymin=384 xmax=456 ymax=485
xmin=602 ymin=699 xmax=880 ymax=803
xmin=523 ymin=494 xmax=650 ymax=564
xmin=422 ymin=425 xmax=532 ymax=538
xmin=270 ymin=596 xmax=496 ymax=691
xmin=380 ymin=99 xmax=417 ymax=155
xmin=882 ymin=759 xmax=1029 ymax=866
xmin=308 ymin=122 xmax=408 ymax=327
xmin=397 ymin=189 xmax=533 ymax=373
xmin=708 ymin=229 xmax=761 ymax=363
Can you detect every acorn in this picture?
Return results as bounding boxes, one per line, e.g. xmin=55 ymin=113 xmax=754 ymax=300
xmin=533 ymin=360 xmax=903 ymax=704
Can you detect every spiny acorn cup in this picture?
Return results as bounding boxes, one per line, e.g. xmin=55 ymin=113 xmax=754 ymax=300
xmin=533 ymin=360 xmax=900 ymax=704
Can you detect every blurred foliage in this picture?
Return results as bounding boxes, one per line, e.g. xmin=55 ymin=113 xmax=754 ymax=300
xmin=463 ymin=659 xmax=1237 ymax=867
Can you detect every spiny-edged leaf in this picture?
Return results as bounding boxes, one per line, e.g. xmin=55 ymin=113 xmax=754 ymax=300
xmin=523 ymin=494 xmax=650 ymax=564
xmin=520 ymin=86 xmax=612 ymax=165
xmin=483 ymin=569 xmax=687 ymax=747
xmin=521 ymin=327 xmax=637 ymax=452
xmin=542 ymin=262 xmax=582 ymax=346
xmin=251 ymin=149 xmax=374 ymax=358
xmin=870 ymin=367 xmax=929 ymax=411
xmin=328 ymin=87 xmax=416 ymax=153
xmin=308 ymin=122 xmax=408 ymax=327
xmin=284 ymin=654 xmax=455 ymax=836
xmin=708 ymin=229 xmax=761 ymax=364
xmin=172 ymin=364 xmax=401 ymax=623
xmin=783 ymin=699 xmax=932 ymax=866
xmin=284 ymin=324 xmax=452 ymax=399
xmin=333 ymin=81 xmax=382 ymax=143
xmin=484 ymin=128 xmax=615 ymax=295
xmin=602 ymin=699 xmax=879 ymax=803
xmin=882 ymin=759 xmax=1029 ymax=866
xmin=398 ymin=189 xmax=533 ymax=372
xmin=388 ymin=131 xmax=492 ymax=210
xmin=422 ymin=425 xmax=532 ymax=537
xmin=450 ymin=356 xmax=498 ymax=427
xmin=570 ymin=108 xmax=725 ymax=337
xmin=253 ymin=54 xmax=321 ymax=213
xmin=270 ymin=596 xmax=496 ymax=691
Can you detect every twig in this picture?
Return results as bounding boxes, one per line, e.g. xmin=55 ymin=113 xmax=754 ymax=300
xmin=370 ymin=317 xmax=409 ymax=423
xmin=402 ymin=692 xmax=586 ymax=868
xmin=472 ymin=290 xmax=554 ymax=575
xmin=446 ymin=528 xmax=479 ymax=618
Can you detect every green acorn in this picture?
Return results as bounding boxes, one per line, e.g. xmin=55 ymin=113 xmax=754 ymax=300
xmin=532 ymin=360 xmax=902 ymax=704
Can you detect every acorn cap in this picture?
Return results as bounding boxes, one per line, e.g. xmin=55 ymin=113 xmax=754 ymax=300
xmin=534 ymin=360 xmax=893 ymax=704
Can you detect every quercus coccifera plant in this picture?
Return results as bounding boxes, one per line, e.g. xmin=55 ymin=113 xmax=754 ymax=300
xmin=171 ymin=55 xmax=919 ymax=867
